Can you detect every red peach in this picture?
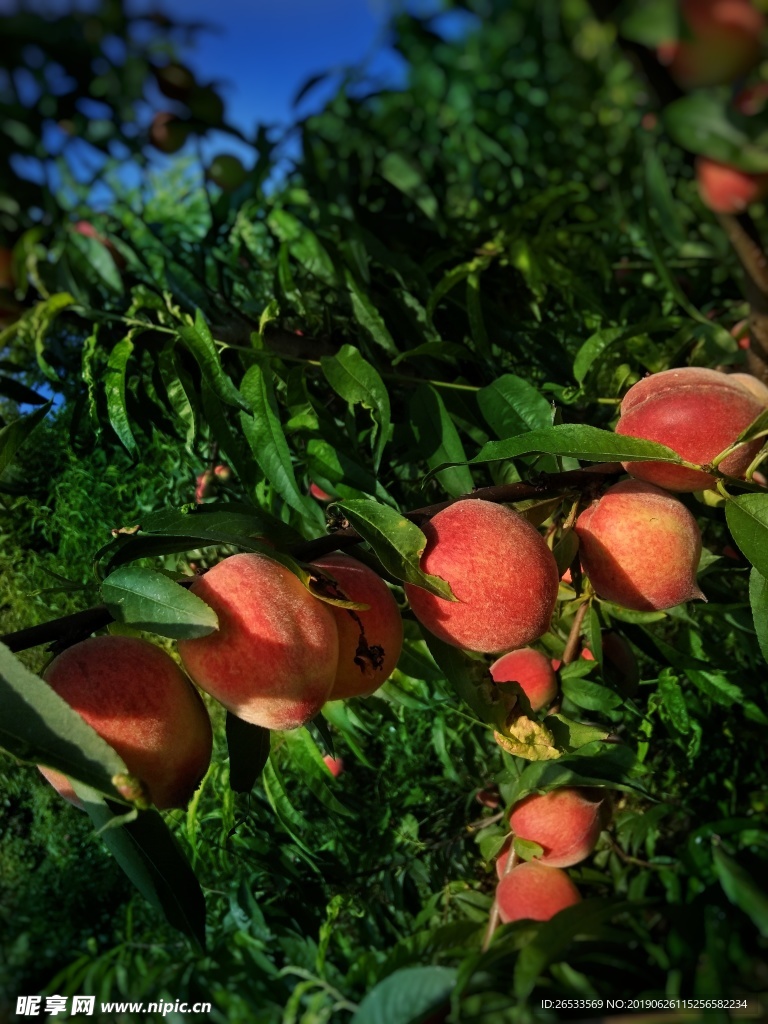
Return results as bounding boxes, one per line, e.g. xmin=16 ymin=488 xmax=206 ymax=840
xmin=177 ymin=553 xmax=339 ymax=730
xmin=309 ymin=481 xmax=333 ymax=501
xmin=615 ymin=367 xmax=765 ymax=490
xmin=311 ymin=553 xmax=403 ymax=699
xmin=696 ymin=158 xmax=768 ymax=215
xmin=490 ymin=647 xmax=558 ymax=712
xmin=496 ymin=861 xmax=581 ymax=923
xmin=149 ymin=111 xmax=190 ymax=154
xmin=41 ymin=636 xmax=212 ymax=810
xmin=657 ymin=0 xmax=764 ymax=89
xmin=404 ymin=500 xmax=559 ymax=654
xmin=575 ymin=481 xmax=704 ymax=611
xmin=507 ymin=787 xmax=605 ymax=868
xmin=323 ymin=754 xmax=344 ymax=778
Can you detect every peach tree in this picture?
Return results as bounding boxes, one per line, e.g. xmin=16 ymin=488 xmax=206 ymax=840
xmin=1 ymin=0 xmax=768 ymax=1019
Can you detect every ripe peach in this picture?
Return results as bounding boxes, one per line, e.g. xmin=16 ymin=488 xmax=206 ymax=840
xmin=404 ymin=500 xmax=559 ymax=653
xmin=576 ymin=481 xmax=704 ymax=611
xmin=506 ymin=787 xmax=605 ymax=869
xmin=696 ymin=158 xmax=768 ymax=215
xmin=490 ymin=647 xmax=558 ymax=712
xmin=177 ymin=553 xmax=339 ymax=730
xmin=657 ymin=0 xmax=764 ymax=89
xmin=40 ymin=636 xmax=212 ymax=810
xmin=311 ymin=553 xmax=403 ymax=699
xmin=729 ymin=372 xmax=768 ymax=404
xmin=496 ymin=861 xmax=581 ymax=924
xmin=323 ymin=754 xmax=344 ymax=777
xmin=615 ymin=367 xmax=765 ymax=490
xmin=309 ymin=481 xmax=333 ymax=501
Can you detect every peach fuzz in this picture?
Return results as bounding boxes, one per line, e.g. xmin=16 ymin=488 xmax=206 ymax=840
xmin=496 ymin=861 xmax=581 ymax=924
xmin=615 ymin=367 xmax=764 ymax=490
xmin=41 ymin=636 xmax=212 ymax=810
xmin=177 ymin=553 xmax=339 ymax=730
xmin=575 ymin=481 xmax=704 ymax=611
xmin=404 ymin=500 xmax=559 ymax=654
xmin=657 ymin=0 xmax=764 ymax=89
xmin=490 ymin=647 xmax=558 ymax=712
xmin=505 ymin=787 xmax=605 ymax=870
xmin=729 ymin=372 xmax=768 ymax=404
xmin=311 ymin=552 xmax=403 ymax=699
xmin=696 ymin=158 xmax=768 ymax=215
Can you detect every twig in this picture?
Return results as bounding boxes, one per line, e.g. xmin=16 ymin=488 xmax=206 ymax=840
xmin=561 ymin=600 xmax=591 ymax=665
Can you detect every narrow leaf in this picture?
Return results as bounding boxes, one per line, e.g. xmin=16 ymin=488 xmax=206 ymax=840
xmin=101 ymin=567 xmax=218 ymax=639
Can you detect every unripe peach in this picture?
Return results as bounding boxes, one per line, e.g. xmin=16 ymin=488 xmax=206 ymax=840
xmin=404 ymin=500 xmax=559 ymax=654
xmin=575 ymin=481 xmax=704 ymax=611
xmin=490 ymin=647 xmax=558 ymax=712
xmin=206 ymin=154 xmax=247 ymax=191
xmin=40 ymin=636 xmax=212 ymax=810
xmin=311 ymin=553 xmax=403 ymax=699
xmin=657 ymin=0 xmax=764 ymax=89
xmin=506 ymin=787 xmax=605 ymax=869
xmin=615 ymin=367 xmax=764 ymax=490
xmin=696 ymin=158 xmax=768 ymax=215
xmin=496 ymin=861 xmax=581 ymax=923
xmin=177 ymin=553 xmax=339 ymax=730
xmin=153 ymin=61 xmax=196 ymax=102
xmin=729 ymin=372 xmax=768 ymax=404
xmin=149 ymin=111 xmax=190 ymax=154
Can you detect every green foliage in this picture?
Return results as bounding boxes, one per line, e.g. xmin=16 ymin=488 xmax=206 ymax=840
xmin=2 ymin=0 xmax=768 ymax=1020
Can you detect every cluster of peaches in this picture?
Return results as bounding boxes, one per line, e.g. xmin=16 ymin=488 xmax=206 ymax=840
xmin=38 ymin=363 xmax=765 ymax=928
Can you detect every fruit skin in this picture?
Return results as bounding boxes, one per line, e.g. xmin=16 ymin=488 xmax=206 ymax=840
xmin=696 ymin=158 xmax=768 ymax=215
xmin=575 ymin=480 xmax=704 ymax=611
xmin=496 ymin=861 xmax=581 ymax=923
xmin=38 ymin=767 xmax=83 ymax=809
xmin=309 ymin=481 xmax=333 ymax=501
xmin=615 ymin=367 xmax=765 ymax=491
xmin=206 ymin=154 xmax=247 ymax=191
xmin=177 ymin=553 xmax=339 ymax=730
xmin=41 ymin=636 xmax=212 ymax=810
xmin=490 ymin=647 xmax=558 ymax=712
xmin=311 ymin=553 xmax=403 ymax=699
xmin=729 ymin=372 xmax=768 ymax=404
xmin=323 ymin=754 xmax=344 ymax=778
xmin=149 ymin=111 xmax=190 ymax=154
xmin=500 ymin=787 xmax=605 ymax=872
xmin=403 ymin=500 xmax=560 ymax=654
xmin=657 ymin=0 xmax=764 ymax=89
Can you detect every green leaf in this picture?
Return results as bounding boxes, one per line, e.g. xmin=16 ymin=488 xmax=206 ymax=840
xmin=477 ymin=374 xmax=553 ymax=438
xmin=713 ymin=844 xmax=768 ymax=937
xmin=466 ymin=272 xmax=491 ymax=357
xmin=101 ymin=567 xmax=218 ymax=639
xmin=0 ymin=642 xmax=130 ymax=800
xmin=241 ymin=363 xmax=324 ymax=525
xmin=321 ymin=344 xmax=391 ymax=470
xmin=644 ymin=149 xmax=686 ymax=249
xmin=178 ymin=310 xmax=248 ymax=411
xmin=421 ymin=632 xmax=506 ymax=729
xmin=330 ymin=499 xmax=455 ymax=599
xmin=432 ymin=424 xmax=682 ymax=477
xmin=379 ymin=152 xmax=439 ymax=221
xmin=572 ymin=327 xmax=628 ymax=386
xmin=345 ymin=270 xmax=398 ymax=356
xmin=0 ymin=400 xmax=52 ymax=476
xmin=105 ymin=334 xmax=138 ymax=458
xmin=749 ymin=568 xmax=768 ymax=665
xmin=78 ymin=790 xmax=206 ymax=949
xmin=68 ymin=229 xmax=124 ymax=294
xmin=0 ymin=375 xmax=47 ymax=405
xmin=17 ymin=292 xmax=76 ymax=381
xmin=726 ymin=493 xmax=768 ymax=576
xmin=663 ymin=93 xmax=768 ymax=173
xmin=226 ymin=713 xmax=270 ymax=793
xmin=350 ymin=966 xmax=456 ymax=1024
xmin=409 ymin=384 xmax=474 ymax=498
xmin=561 ymin=675 xmax=623 ymax=713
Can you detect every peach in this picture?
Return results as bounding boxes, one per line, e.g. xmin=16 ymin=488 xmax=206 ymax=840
xmin=657 ymin=0 xmax=764 ymax=89
xmin=311 ymin=553 xmax=403 ymax=699
xmin=575 ymin=481 xmax=704 ymax=611
xmin=153 ymin=61 xmax=196 ymax=102
xmin=490 ymin=647 xmax=558 ymax=712
xmin=38 ymin=767 xmax=83 ymax=809
xmin=696 ymin=158 xmax=768 ymax=215
xmin=729 ymin=372 xmax=768 ymax=404
xmin=40 ymin=636 xmax=212 ymax=810
xmin=149 ymin=111 xmax=190 ymax=154
xmin=309 ymin=481 xmax=333 ymax=501
xmin=207 ymin=154 xmax=247 ymax=191
xmin=403 ymin=500 xmax=559 ymax=653
xmin=177 ymin=553 xmax=339 ymax=730
xmin=506 ymin=787 xmax=605 ymax=869
xmin=615 ymin=367 xmax=765 ymax=490
xmin=323 ymin=754 xmax=344 ymax=778
xmin=496 ymin=861 xmax=581 ymax=924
